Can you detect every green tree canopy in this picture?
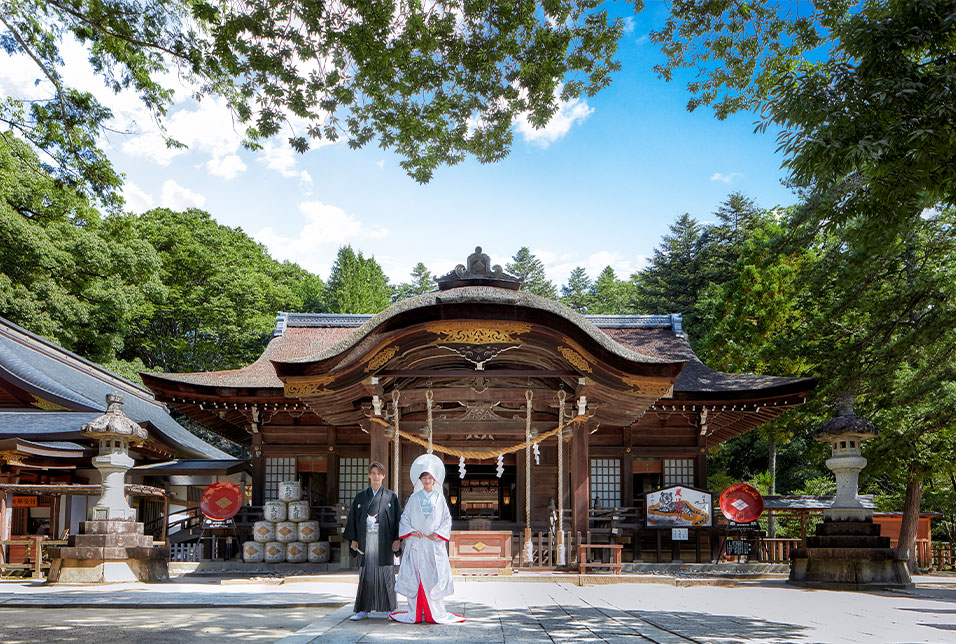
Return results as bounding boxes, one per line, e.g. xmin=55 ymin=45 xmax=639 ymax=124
xmin=1 ymin=0 xmax=638 ymax=205
xmin=506 ymin=247 xmax=558 ymax=299
xmin=104 ymin=208 xmax=323 ymax=372
xmin=0 ymin=135 xmax=162 ymax=368
xmin=589 ymin=266 xmax=631 ymax=315
xmin=630 ymin=213 xmax=707 ymax=321
xmin=326 ymin=245 xmax=391 ymax=314
xmin=560 ymin=266 xmax=592 ymax=314
xmin=394 ymin=262 xmax=435 ymax=301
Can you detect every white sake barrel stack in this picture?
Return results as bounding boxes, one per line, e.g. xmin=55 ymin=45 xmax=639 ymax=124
xmin=287 ymin=500 xmax=310 ymax=522
xmin=242 ymin=541 xmax=264 ymax=562
xmin=252 ymin=520 xmax=275 ymax=543
xmin=275 ymin=521 xmax=297 ymax=543
xmin=286 ymin=541 xmax=307 ymax=563
xmin=297 ymin=521 xmax=319 ymax=543
xmin=277 ymin=480 xmax=301 ymax=502
xmin=263 ymin=500 xmax=287 ymax=522
xmin=264 ymin=541 xmax=285 ymax=563
xmin=308 ymin=541 xmax=330 ymax=563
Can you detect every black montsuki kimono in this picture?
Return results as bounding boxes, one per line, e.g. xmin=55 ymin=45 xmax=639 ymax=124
xmin=343 ymin=486 xmax=402 ymax=612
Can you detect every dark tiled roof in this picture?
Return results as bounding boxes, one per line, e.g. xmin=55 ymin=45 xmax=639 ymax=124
xmin=0 ymin=318 xmax=230 ymax=459
xmin=132 ymin=459 xmax=250 ymax=475
xmin=147 ymin=310 xmax=812 ymax=396
xmin=0 ymin=411 xmax=97 ymax=439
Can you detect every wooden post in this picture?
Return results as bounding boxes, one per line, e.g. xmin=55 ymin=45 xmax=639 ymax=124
xmin=800 ymin=511 xmax=808 ymax=547
xmin=571 ymin=421 xmax=589 ymax=538
xmin=370 ymin=420 xmax=387 ymax=470
xmin=251 ymin=431 xmax=265 ymax=507
xmin=0 ymin=489 xmax=7 ymax=564
xmin=161 ymin=494 xmax=170 ymax=545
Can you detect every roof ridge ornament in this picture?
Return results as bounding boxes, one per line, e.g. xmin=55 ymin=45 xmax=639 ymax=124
xmin=436 ymin=247 xmax=522 ymax=291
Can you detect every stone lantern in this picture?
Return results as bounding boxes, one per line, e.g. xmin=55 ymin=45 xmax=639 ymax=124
xmin=47 ymin=392 xmax=168 ymax=583
xmin=814 ymin=394 xmax=878 ymax=522
xmin=82 ymin=392 xmax=148 ymax=521
xmin=789 ymin=394 xmax=912 ymax=589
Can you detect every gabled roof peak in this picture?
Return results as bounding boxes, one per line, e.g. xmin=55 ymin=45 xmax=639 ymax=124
xmin=435 ymin=246 xmax=522 ymax=290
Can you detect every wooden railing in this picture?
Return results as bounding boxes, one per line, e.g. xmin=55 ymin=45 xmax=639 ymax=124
xmin=759 ymin=538 xmax=801 ymax=563
xmin=0 ymin=537 xmax=68 ymax=579
xmin=513 ymin=530 xmax=574 ymax=569
xmin=933 ymin=542 xmax=955 ymax=570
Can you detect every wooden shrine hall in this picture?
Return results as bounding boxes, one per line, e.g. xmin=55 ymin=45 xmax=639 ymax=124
xmin=142 ymin=248 xmax=816 ymax=545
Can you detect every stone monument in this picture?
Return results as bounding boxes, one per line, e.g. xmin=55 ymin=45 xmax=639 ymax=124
xmin=789 ymin=394 xmax=912 ymax=589
xmin=48 ymin=393 xmax=169 ymax=583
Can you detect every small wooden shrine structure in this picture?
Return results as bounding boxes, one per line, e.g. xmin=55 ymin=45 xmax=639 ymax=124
xmin=142 ymin=248 xmax=815 ymax=550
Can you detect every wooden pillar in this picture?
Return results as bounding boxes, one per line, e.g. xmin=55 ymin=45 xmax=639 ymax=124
xmin=571 ymin=421 xmax=589 ymax=538
xmin=370 ymin=421 xmax=387 ymax=470
xmin=251 ymin=432 xmax=265 ymax=507
xmin=696 ymin=411 xmax=708 ymax=488
xmin=161 ymin=494 xmax=170 ymax=545
xmin=0 ymin=487 xmax=7 ymax=564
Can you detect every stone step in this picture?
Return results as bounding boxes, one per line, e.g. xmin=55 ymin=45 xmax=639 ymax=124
xmin=790 ymin=547 xmax=902 ymax=561
xmin=80 ymin=520 xmax=144 ymax=535
xmin=806 ymin=535 xmax=890 ymax=548
xmin=815 ymin=521 xmax=882 ymax=537
xmin=69 ymin=533 xmax=155 ymax=548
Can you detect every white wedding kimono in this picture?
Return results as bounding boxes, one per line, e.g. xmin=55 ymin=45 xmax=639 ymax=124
xmin=390 ymin=455 xmax=463 ymax=624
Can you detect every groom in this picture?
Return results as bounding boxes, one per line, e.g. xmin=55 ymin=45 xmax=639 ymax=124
xmin=342 ymin=461 xmax=402 ymax=620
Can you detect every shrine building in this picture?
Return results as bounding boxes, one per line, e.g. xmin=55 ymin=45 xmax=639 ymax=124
xmin=142 ymin=248 xmax=816 ymax=542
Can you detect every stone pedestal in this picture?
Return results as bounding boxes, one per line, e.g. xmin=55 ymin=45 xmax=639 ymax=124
xmin=47 ymin=519 xmax=169 ymax=584
xmin=789 ymin=517 xmax=912 ymax=590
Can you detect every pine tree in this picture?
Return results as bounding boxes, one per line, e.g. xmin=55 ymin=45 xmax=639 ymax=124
xmin=560 ymin=266 xmax=592 ymax=313
xmin=589 ymin=267 xmax=631 ymax=315
xmin=630 ymin=213 xmax=708 ymax=321
xmin=506 ymin=247 xmax=557 ymax=299
xmin=327 ymin=246 xmax=392 ymax=313
xmin=703 ymin=192 xmax=764 ymax=282
xmin=394 ymin=262 xmax=435 ymax=301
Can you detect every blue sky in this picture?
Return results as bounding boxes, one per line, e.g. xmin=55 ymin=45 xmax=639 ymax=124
xmin=1 ymin=6 xmax=797 ymax=287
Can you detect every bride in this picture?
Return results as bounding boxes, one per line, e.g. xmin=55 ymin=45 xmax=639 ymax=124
xmin=389 ymin=453 xmax=465 ymax=624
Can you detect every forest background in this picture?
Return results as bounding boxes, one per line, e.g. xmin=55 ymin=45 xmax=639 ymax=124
xmin=2 ymin=0 xmax=956 ymax=571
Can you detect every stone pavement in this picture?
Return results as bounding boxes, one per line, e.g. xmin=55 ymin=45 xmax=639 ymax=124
xmin=1 ymin=575 xmax=955 ymax=643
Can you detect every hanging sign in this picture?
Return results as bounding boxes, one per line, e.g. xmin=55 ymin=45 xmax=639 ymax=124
xmin=718 ymin=483 xmax=764 ymax=523
xmin=200 ymin=482 xmax=242 ymax=520
xmin=672 ymin=528 xmax=689 ymax=541
xmin=12 ymin=496 xmax=37 ymax=508
xmin=645 ymin=486 xmax=712 ymax=528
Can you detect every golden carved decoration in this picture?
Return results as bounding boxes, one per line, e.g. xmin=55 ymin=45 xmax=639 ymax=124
xmin=284 ymin=374 xmax=335 ymax=398
xmin=31 ymin=395 xmax=68 ymax=411
xmin=621 ymin=375 xmax=674 ymax=398
xmin=0 ymin=450 xmax=26 ymax=466
xmin=364 ymin=345 xmax=399 ymax=372
xmin=425 ymin=321 xmax=532 ymax=345
xmin=558 ymin=346 xmax=592 ymax=373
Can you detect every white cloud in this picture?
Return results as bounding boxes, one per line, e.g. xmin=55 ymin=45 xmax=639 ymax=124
xmin=254 ymin=202 xmax=389 ymax=275
xmin=516 ymin=94 xmax=594 ymax=148
xmin=122 ymin=182 xmax=155 ymax=213
xmin=377 ymin=160 xmax=385 ymax=169
xmin=532 ymin=249 xmax=650 ymax=286
xmin=622 ymin=17 xmax=636 ymax=35
xmin=258 ymin=140 xmax=314 ymax=185
xmin=161 ymin=180 xmax=206 ymax=210
xmin=206 ymin=154 xmax=246 ymax=180
xmin=711 ymin=172 xmax=743 ymax=183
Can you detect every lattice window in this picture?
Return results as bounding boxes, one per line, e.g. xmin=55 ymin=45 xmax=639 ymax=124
xmin=663 ymin=459 xmax=695 ymax=487
xmin=338 ymin=457 xmax=368 ymax=506
xmin=589 ymin=458 xmax=621 ymax=508
xmin=265 ymin=457 xmax=296 ymax=501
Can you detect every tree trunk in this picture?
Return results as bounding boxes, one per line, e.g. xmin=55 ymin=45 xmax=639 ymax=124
xmin=768 ymin=439 xmax=777 ymax=538
xmin=898 ymin=477 xmax=923 ymax=574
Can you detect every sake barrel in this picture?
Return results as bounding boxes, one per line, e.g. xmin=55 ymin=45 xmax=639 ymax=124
xmin=242 ymin=541 xmax=264 ymax=563
xmin=277 ymin=480 xmax=301 ymax=502
xmin=264 ymin=541 xmax=285 ymax=563
xmin=287 ymin=500 xmax=310 ymax=522
xmin=263 ymin=500 xmax=287 ymax=522
xmin=307 ymin=541 xmax=330 ymax=563
xmin=286 ymin=541 xmax=307 ymax=563
xmin=252 ymin=520 xmax=275 ymax=543
xmin=275 ymin=521 xmax=297 ymax=543
xmin=297 ymin=520 xmax=320 ymax=543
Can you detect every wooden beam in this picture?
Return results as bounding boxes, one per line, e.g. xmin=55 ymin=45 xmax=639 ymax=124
xmin=251 ymin=432 xmax=264 ymax=507
xmin=378 ymin=369 xmax=577 ymax=378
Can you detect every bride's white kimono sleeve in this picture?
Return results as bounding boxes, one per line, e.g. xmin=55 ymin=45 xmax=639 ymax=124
xmin=391 ymin=490 xmax=461 ymax=623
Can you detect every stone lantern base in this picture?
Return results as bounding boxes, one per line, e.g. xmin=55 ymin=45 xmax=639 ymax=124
xmin=47 ymin=519 xmax=168 ymax=584
xmin=789 ymin=517 xmax=912 ymax=590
